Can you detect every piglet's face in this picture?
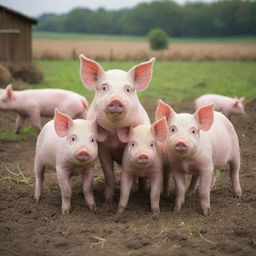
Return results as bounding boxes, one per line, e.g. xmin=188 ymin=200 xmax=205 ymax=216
xmin=79 ymin=55 xmax=155 ymax=127
xmin=156 ymin=100 xmax=214 ymax=158
xmin=54 ymin=110 xmax=106 ymax=165
xmin=232 ymin=97 xmax=245 ymax=115
xmin=118 ymin=119 xmax=168 ymax=167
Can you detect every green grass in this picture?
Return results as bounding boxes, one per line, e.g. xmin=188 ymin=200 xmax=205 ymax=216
xmin=0 ymin=126 xmax=38 ymax=141
xmin=33 ymin=32 xmax=256 ymax=44
xmin=31 ymin=60 xmax=256 ymax=104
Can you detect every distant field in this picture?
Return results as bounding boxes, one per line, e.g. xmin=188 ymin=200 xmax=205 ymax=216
xmin=33 ymin=32 xmax=256 ymax=43
xmin=31 ymin=60 xmax=256 ymax=103
xmin=33 ymin=38 xmax=256 ymax=61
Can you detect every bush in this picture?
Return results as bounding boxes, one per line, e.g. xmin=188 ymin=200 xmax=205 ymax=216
xmin=148 ymin=28 xmax=169 ymax=50
xmin=0 ymin=65 xmax=12 ymax=87
xmin=6 ymin=63 xmax=44 ymax=84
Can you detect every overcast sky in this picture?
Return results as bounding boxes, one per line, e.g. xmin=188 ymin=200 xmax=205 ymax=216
xmin=1 ymin=0 xmax=214 ymax=17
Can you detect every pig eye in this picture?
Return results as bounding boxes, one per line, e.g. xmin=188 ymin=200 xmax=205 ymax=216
xmin=170 ymin=126 xmax=176 ymax=133
xmin=91 ymin=138 xmax=95 ymax=143
xmin=150 ymin=142 xmax=154 ymax=147
xmin=70 ymin=135 xmax=77 ymax=142
xmin=100 ymin=83 xmax=108 ymax=92
xmin=190 ymin=128 xmax=198 ymax=135
xmin=125 ymin=86 xmax=133 ymax=93
xmin=129 ymin=141 xmax=136 ymax=147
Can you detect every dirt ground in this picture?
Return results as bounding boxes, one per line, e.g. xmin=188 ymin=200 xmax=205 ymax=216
xmin=0 ymin=100 xmax=255 ymax=256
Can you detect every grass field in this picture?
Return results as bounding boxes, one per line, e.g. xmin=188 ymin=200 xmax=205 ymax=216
xmin=33 ymin=32 xmax=256 ymax=43
xmin=31 ymin=60 xmax=256 ymax=102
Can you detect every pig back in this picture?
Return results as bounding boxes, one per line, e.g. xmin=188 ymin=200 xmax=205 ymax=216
xmin=206 ymin=111 xmax=239 ymax=168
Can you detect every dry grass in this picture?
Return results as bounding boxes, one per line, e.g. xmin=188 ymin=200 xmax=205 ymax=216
xmin=33 ymin=39 xmax=256 ymax=61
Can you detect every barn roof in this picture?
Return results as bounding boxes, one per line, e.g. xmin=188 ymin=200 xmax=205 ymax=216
xmin=0 ymin=5 xmax=37 ymax=24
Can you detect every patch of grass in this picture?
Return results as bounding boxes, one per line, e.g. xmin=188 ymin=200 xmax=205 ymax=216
xmin=0 ymin=164 xmax=33 ymax=186
xmin=33 ymin=32 xmax=256 ymax=44
xmin=0 ymin=126 xmax=38 ymax=141
xmin=31 ymin=60 xmax=256 ymax=105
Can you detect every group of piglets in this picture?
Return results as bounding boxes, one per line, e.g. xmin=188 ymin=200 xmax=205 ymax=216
xmin=0 ymin=56 xmax=244 ymax=216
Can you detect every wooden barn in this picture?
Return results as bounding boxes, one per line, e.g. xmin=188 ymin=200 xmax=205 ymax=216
xmin=0 ymin=5 xmax=37 ymax=63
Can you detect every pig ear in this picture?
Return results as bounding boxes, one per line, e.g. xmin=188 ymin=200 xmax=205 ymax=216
xmin=92 ymin=120 xmax=108 ymax=142
xmin=117 ymin=127 xmax=131 ymax=143
xmin=128 ymin=58 xmax=155 ymax=91
xmin=194 ymin=104 xmax=214 ymax=131
xmin=155 ymin=99 xmax=175 ymax=122
xmin=239 ymin=96 xmax=245 ymax=103
xmin=233 ymin=99 xmax=239 ymax=107
xmin=151 ymin=118 xmax=169 ymax=143
xmin=79 ymin=55 xmax=105 ymax=89
xmin=6 ymin=84 xmax=14 ymax=98
xmin=54 ymin=110 xmax=73 ymax=137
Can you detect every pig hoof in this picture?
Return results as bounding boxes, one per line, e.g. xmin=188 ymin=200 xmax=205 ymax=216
xmin=34 ymin=194 xmax=41 ymax=201
xmin=104 ymin=198 xmax=113 ymax=205
xmin=203 ymin=208 xmax=210 ymax=216
xmin=152 ymin=210 xmax=160 ymax=220
xmin=117 ymin=207 xmax=125 ymax=215
xmin=62 ymin=207 xmax=71 ymax=214
xmin=173 ymin=206 xmax=181 ymax=214
xmin=234 ymin=191 xmax=242 ymax=199
xmin=89 ymin=204 xmax=97 ymax=212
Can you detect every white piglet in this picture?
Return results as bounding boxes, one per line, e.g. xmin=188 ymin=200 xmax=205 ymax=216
xmin=0 ymin=84 xmax=89 ymax=133
xmin=34 ymin=110 xmax=106 ymax=214
xmin=117 ymin=119 xmax=169 ymax=214
xmin=156 ymin=100 xmax=242 ymax=216
xmin=195 ymin=94 xmax=245 ymax=119
xmin=79 ymin=55 xmax=155 ymax=203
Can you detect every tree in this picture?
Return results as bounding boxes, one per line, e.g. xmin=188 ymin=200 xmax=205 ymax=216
xmin=148 ymin=28 xmax=169 ymax=50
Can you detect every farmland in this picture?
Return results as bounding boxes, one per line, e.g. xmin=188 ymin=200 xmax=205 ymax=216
xmin=0 ymin=58 xmax=256 ymax=255
xmin=32 ymin=33 xmax=256 ymax=61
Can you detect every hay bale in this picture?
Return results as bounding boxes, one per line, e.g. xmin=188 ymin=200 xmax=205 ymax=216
xmin=0 ymin=64 xmax=12 ymax=87
xmin=6 ymin=63 xmax=44 ymax=84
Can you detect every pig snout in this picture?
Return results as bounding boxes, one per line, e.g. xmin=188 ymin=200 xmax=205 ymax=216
xmin=75 ymin=150 xmax=90 ymax=161
xmin=107 ymin=99 xmax=125 ymax=114
xmin=137 ymin=154 xmax=149 ymax=164
xmin=175 ymin=141 xmax=188 ymax=152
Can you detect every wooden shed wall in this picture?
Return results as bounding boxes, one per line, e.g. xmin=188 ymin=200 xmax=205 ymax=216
xmin=0 ymin=8 xmax=33 ymax=62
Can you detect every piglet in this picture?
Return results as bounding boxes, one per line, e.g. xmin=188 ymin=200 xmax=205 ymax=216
xmin=117 ymin=119 xmax=168 ymax=214
xmin=156 ymin=100 xmax=242 ymax=216
xmin=80 ymin=55 xmax=155 ymax=203
xmin=0 ymin=84 xmax=89 ymax=133
xmin=195 ymin=94 xmax=245 ymax=119
xmin=34 ymin=110 xmax=106 ymax=214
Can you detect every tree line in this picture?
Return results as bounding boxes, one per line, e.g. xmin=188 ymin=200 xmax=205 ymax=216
xmin=35 ymin=0 xmax=256 ymax=37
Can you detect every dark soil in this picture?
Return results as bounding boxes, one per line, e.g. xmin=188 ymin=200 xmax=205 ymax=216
xmin=0 ymin=100 xmax=255 ymax=256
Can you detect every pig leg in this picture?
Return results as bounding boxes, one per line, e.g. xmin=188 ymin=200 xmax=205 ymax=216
xmin=82 ymin=169 xmax=96 ymax=211
xmin=15 ymin=114 xmax=26 ymax=134
xmin=34 ymin=159 xmax=45 ymax=201
xmin=198 ymin=170 xmax=213 ymax=216
xmin=56 ymin=168 xmax=72 ymax=214
xmin=172 ymin=169 xmax=186 ymax=213
xmin=117 ymin=171 xmax=134 ymax=214
xmin=149 ymin=173 xmax=162 ymax=214
xmin=163 ymin=166 xmax=170 ymax=197
xmin=138 ymin=177 xmax=147 ymax=193
xmin=229 ymin=157 xmax=242 ymax=198
xmin=98 ymin=145 xmax=115 ymax=203
xmin=29 ymin=110 xmax=42 ymax=131
xmin=186 ymin=175 xmax=199 ymax=196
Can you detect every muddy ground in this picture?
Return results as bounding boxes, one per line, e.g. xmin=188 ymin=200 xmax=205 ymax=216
xmin=0 ymin=100 xmax=255 ymax=256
